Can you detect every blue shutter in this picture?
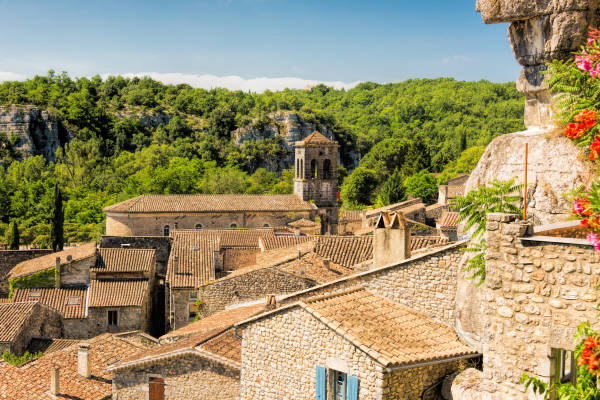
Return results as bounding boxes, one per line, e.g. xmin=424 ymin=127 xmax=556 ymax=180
xmin=347 ymin=375 xmax=359 ymax=400
xmin=316 ymin=365 xmax=327 ymax=400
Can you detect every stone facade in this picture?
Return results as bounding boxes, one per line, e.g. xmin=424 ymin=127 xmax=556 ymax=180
xmin=240 ymin=307 xmax=384 ymax=400
xmin=384 ymin=361 xmax=464 ymax=400
xmin=59 ymin=256 xmax=95 ymax=286
xmin=112 ymin=354 xmax=240 ymax=400
xmin=0 ymin=249 xmax=52 ymax=297
xmin=197 ymin=268 xmax=313 ymax=318
xmin=88 ymin=305 xmax=150 ymax=338
xmin=222 ymin=248 xmax=258 ymax=272
xmin=169 ymin=288 xmax=198 ymax=331
xmin=100 ymin=236 xmax=172 ymax=275
xmin=0 ymin=303 xmax=62 ymax=355
xmin=281 ymin=243 xmax=465 ymax=325
xmin=63 ymin=318 xmax=89 ymax=340
xmin=106 ymin=211 xmax=315 ymax=237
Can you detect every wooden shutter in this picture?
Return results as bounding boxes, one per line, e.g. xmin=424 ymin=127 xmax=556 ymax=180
xmin=149 ymin=377 xmax=165 ymax=400
xmin=316 ymin=365 xmax=326 ymax=400
xmin=347 ymin=375 xmax=359 ymax=400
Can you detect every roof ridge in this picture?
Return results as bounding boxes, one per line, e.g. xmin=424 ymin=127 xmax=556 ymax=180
xmin=304 ymin=286 xmax=365 ymax=304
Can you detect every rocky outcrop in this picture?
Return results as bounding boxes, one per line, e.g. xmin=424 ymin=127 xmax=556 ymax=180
xmin=477 ymin=0 xmax=600 ymax=128
xmin=0 ymin=105 xmax=69 ymax=162
xmin=465 ymin=127 xmax=594 ymax=225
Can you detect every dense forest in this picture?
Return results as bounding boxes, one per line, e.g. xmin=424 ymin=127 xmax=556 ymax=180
xmin=0 ymin=71 xmax=525 ymax=246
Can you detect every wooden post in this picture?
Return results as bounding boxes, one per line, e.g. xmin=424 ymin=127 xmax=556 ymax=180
xmin=524 ymin=143 xmax=528 ymax=220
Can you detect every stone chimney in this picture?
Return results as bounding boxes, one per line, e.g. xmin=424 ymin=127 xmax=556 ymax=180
xmin=373 ymin=212 xmax=411 ymax=268
xmin=323 ymin=258 xmax=331 ymax=270
xmin=78 ymin=343 xmax=90 ymax=378
xmin=293 ymin=227 xmax=301 ymax=236
xmin=50 ymin=367 xmax=60 ymax=396
xmin=55 ymin=257 xmax=61 ymax=289
xmin=265 ymin=294 xmax=277 ymax=311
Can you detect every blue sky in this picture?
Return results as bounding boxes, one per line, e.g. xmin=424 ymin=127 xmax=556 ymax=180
xmin=0 ymin=0 xmax=520 ymax=91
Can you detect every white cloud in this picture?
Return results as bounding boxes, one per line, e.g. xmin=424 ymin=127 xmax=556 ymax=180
xmin=101 ymin=72 xmax=361 ymax=93
xmin=0 ymin=71 xmax=26 ymax=82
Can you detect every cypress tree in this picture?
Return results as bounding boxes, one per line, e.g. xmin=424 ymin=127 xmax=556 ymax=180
xmin=50 ymin=183 xmax=64 ymax=252
xmin=7 ymin=221 xmax=19 ymax=250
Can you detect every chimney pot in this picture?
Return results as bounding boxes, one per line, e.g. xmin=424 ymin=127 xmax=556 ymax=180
xmin=78 ymin=343 xmax=91 ymax=378
xmin=323 ymin=258 xmax=331 ymax=270
xmin=293 ymin=227 xmax=301 ymax=236
xmin=265 ymin=294 xmax=277 ymax=311
xmin=50 ymin=367 xmax=60 ymax=395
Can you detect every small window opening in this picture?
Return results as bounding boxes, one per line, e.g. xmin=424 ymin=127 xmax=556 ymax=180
xmin=311 ymin=159 xmax=318 ymax=179
xmin=188 ymin=303 xmax=199 ymax=321
xmin=333 ymin=370 xmax=347 ymax=400
xmin=230 ymin=223 xmax=238 ymax=228
xmin=263 ymin=223 xmax=270 ymax=228
xmin=108 ymin=310 xmax=118 ymax=326
xmin=163 ymin=225 xmax=170 ymax=237
xmin=323 ymin=159 xmax=332 ymax=179
xmin=189 ymin=292 xmax=198 ymax=300
xmin=195 ymin=224 xmax=203 ymax=230
xmin=552 ymin=348 xmax=576 ymax=388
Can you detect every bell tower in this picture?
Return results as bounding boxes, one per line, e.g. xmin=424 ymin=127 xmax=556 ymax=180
xmin=294 ymin=131 xmax=339 ymax=234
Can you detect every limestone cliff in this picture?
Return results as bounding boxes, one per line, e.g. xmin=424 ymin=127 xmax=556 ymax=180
xmin=0 ymin=105 xmax=70 ymax=162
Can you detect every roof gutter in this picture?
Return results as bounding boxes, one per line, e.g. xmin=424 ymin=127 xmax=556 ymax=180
xmin=384 ymin=352 xmax=480 ymax=373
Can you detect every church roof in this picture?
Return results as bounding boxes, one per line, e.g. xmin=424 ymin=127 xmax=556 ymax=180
xmin=103 ymin=194 xmax=316 ymax=213
xmin=297 ymin=131 xmax=336 ymax=145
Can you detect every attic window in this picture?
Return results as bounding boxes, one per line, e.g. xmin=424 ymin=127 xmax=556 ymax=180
xmin=29 ymin=291 xmax=41 ymax=298
xmin=67 ymin=296 xmax=79 ymax=305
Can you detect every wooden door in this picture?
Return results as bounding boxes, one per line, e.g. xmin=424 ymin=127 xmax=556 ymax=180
xmin=149 ymin=377 xmax=165 ymax=400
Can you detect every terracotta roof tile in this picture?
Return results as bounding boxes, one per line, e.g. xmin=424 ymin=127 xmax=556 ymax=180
xmin=298 ymin=131 xmax=336 ymax=145
xmin=186 ymin=228 xmax=274 ymax=248
xmin=438 ymin=211 xmax=460 ymax=230
xmin=277 ymin=252 xmax=355 ymax=284
xmin=365 ymin=198 xmax=424 ymax=219
xmin=287 ymin=218 xmax=320 ymax=227
xmin=0 ymin=301 xmax=38 ymax=342
xmin=92 ymin=248 xmax=156 ymax=273
xmin=104 ymin=194 xmax=315 ymax=213
xmin=259 ymin=235 xmax=312 ymax=251
xmin=26 ymin=338 xmax=81 ymax=355
xmin=342 ymin=210 xmax=364 ymax=221
xmin=0 ymin=333 xmax=149 ymax=399
xmin=12 ymin=287 xmax=88 ymax=319
xmin=88 ymin=279 xmax=149 ymax=307
xmin=304 ymin=288 xmax=477 ymax=367
xmin=314 ymin=236 xmax=373 ymax=268
xmin=411 ymin=236 xmax=450 ymax=251
xmin=166 ymin=231 xmax=220 ymax=288
xmin=8 ymin=243 xmax=97 ymax=279
xmin=198 ymin=330 xmax=240 ymax=364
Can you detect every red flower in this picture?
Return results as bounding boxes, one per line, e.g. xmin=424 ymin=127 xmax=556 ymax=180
xmin=590 ymin=136 xmax=600 ymax=160
xmin=565 ymin=123 xmax=587 ymax=139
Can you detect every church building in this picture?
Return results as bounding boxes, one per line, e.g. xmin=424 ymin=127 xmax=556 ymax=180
xmin=104 ymin=132 xmax=339 ymax=236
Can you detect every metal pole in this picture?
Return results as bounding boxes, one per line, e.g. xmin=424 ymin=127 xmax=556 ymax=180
xmin=524 ymin=143 xmax=528 ymax=220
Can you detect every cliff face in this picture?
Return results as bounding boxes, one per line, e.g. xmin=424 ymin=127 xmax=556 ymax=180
xmin=0 ymin=105 xmax=69 ymax=162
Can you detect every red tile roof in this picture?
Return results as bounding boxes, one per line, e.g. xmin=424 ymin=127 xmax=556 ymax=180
xmin=93 ymin=248 xmax=156 ymax=273
xmin=438 ymin=211 xmax=460 ymax=230
xmin=298 ymin=131 xmax=336 ymax=145
xmin=8 ymin=243 xmax=97 ymax=279
xmin=314 ymin=236 xmax=373 ymax=268
xmin=411 ymin=236 xmax=450 ymax=251
xmin=167 ymin=231 xmax=220 ymax=288
xmin=198 ymin=329 xmax=241 ymax=364
xmin=103 ymin=194 xmax=315 ymax=213
xmin=259 ymin=235 xmax=312 ymax=251
xmin=12 ymin=287 xmax=88 ymax=319
xmin=88 ymin=279 xmax=149 ymax=307
xmin=0 ymin=301 xmax=38 ymax=342
xmin=287 ymin=218 xmax=320 ymax=227
xmin=0 ymin=333 xmax=149 ymax=399
xmin=187 ymin=228 xmax=274 ymax=248
xmin=342 ymin=210 xmax=364 ymax=222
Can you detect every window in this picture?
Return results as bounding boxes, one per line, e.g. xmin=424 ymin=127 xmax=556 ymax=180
xmin=323 ymin=159 xmax=332 ymax=179
xmin=230 ymin=223 xmax=238 ymax=228
xmin=263 ymin=223 xmax=270 ymax=228
xmin=148 ymin=376 xmax=165 ymax=400
xmin=108 ymin=310 xmax=118 ymax=326
xmin=189 ymin=292 xmax=198 ymax=300
xmin=296 ymin=159 xmax=300 ymax=178
xmin=195 ymin=224 xmax=203 ymax=230
xmin=333 ymin=370 xmax=346 ymax=400
xmin=315 ymin=366 xmax=359 ymax=400
xmin=552 ymin=348 xmax=576 ymax=386
xmin=163 ymin=225 xmax=170 ymax=237
xmin=188 ymin=303 xmax=199 ymax=321
xmin=310 ymin=159 xmax=318 ymax=179
xmin=301 ymin=159 xmax=304 ymax=178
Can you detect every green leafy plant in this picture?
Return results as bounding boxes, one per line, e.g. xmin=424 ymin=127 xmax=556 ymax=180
xmin=8 ymin=268 xmax=57 ymax=299
xmin=451 ymin=178 xmax=523 ymax=284
xmin=2 ymin=350 xmax=42 ymax=366
xmin=7 ymin=221 xmax=19 ymax=250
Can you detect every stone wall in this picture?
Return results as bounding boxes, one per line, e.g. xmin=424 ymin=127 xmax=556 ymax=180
xmin=60 ymin=256 xmax=95 ymax=286
xmin=240 ymin=307 xmax=384 ymax=400
xmin=384 ymin=360 xmax=465 ymax=400
xmin=100 ymin=236 xmax=172 ymax=275
xmin=63 ymin=318 xmax=89 ymax=339
xmin=112 ymin=354 xmax=240 ymax=400
xmin=0 ymin=249 xmax=52 ymax=297
xmin=7 ymin=303 xmax=62 ymax=355
xmin=222 ymin=248 xmax=258 ymax=272
xmin=478 ymin=213 xmax=600 ymax=397
xmin=169 ymin=288 xmax=196 ymax=331
xmin=106 ymin=211 xmax=315 ymax=237
xmin=88 ymin=306 xmax=148 ymax=338
xmin=198 ymin=268 xmax=313 ymax=318
xmin=281 ymin=243 xmax=466 ymax=325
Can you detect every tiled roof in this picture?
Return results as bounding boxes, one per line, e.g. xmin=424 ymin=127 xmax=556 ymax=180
xmin=277 ymin=252 xmax=355 ymax=284
xmin=103 ymin=194 xmax=315 ymax=213
xmin=314 ymin=236 xmax=373 ymax=268
xmin=342 ymin=210 xmax=364 ymax=221
xmin=198 ymin=329 xmax=241 ymax=364
xmin=188 ymin=228 xmax=274 ymax=248
xmin=259 ymin=235 xmax=312 ymax=251
xmin=411 ymin=236 xmax=450 ymax=251
xmin=438 ymin=211 xmax=460 ymax=230
xmin=26 ymin=338 xmax=81 ymax=355
xmin=365 ymin=198 xmax=423 ymax=219
xmin=88 ymin=279 xmax=149 ymax=307
xmin=303 ymin=288 xmax=477 ymax=368
xmin=299 ymin=131 xmax=335 ymax=145
xmin=0 ymin=301 xmax=38 ymax=342
xmin=425 ymin=203 xmax=446 ymax=212
xmin=0 ymin=333 xmax=149 ymax=399
xmin=8 ymin=243 xmax=97 ymax=279
xmin=93 ymin=248 xmax=156 ymax=273
xmin=167 ymin=231 xmax=220 ymax=288
xmin=161 ymin=302 xmax=266 ymax=341
xmin=287 ymin=218 xmax=320 ymax=227
xmin=12 ymin=287 xmax=88 ymax=319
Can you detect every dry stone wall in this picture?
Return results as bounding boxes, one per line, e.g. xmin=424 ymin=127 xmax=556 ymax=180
xmin=384 ymin=360 xmax=464 ymax=400
xmin=112 ymin=354 xmax=240 ymax=400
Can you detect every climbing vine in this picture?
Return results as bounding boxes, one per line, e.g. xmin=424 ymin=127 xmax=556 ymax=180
xmin=8 ymin=268 xmax=57 ymax=299
xmin=2 ymin=350 xmax=42 ymax=366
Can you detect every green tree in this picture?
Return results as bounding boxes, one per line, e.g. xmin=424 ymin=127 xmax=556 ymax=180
xmin=376 ymin=169 xmax=406 ymax=206
xmin=403 ymin=170 xmax=438 ymax=204
xmin=341 ymin=168 xmax=378 ymax=207
xmin=50 ymin=183 xmax=64 ymax=251
xmin=7 ymin=221 xmax=19 ymax=250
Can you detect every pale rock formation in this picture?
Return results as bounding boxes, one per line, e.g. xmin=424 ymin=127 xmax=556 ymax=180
xmin=0 ymin=105 xmax=69 ymax=162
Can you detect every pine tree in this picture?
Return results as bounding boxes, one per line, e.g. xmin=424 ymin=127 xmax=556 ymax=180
xmin=7 ymin=221 xmax=19 ymax=250
xmin=377 ymin=169 xmax=406 ymax=206
xmin=50 ymin=184 xmax=64 ymax=252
